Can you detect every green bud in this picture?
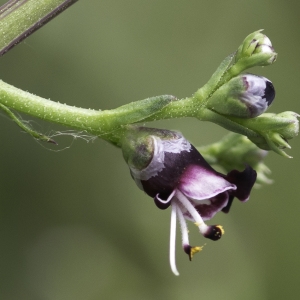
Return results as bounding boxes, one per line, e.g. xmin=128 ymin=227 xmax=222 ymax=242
xmin=198 ymin=107 xmax=299 ymax=157
xmin=275 ymin=111 xmax=299 ymax=139
xmin=243 ymin=111 xmax=299 ymax=139
xmin=234 ymin=111 xmax=298 ymax=157
xmin=236 ymin=31 xmax=261 ymax=59
xmin=206 ymin=74 xmax=275 ymax=118
xmin=247 ymin=135 xmax=271 ymax=151
xmin=234 ymin=30 xmax=277 ymax=71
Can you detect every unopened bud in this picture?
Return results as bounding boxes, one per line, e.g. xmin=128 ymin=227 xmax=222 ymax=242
xmin=244 ymin=111 xmax=299 ymax=157
xmin=235 ymin=30 xmax=277 ymax=68
xmin=275 ymin=111 xmax=299 ymax=139
xmin=207 ymin=74 xmax=275 ymax=118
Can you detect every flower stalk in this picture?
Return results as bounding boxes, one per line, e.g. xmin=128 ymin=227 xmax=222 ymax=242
xmin=0 ymin=80 xmax=177 ymax=146
xmin=0 ymin=22 xmax=298 ymax=156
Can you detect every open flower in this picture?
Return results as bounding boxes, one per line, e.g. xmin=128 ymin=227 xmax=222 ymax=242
xmin=122 ymin=127 xmax=257 ymax=275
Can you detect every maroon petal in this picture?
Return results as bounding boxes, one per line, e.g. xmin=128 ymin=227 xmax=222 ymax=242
xmin=154 ymin=190 xmax=174 ymax=210
xmin=225 ymin=166 xmax=257 ymax=202
xmin=183 ymin=192 xmax=229 ymax=221
xmin=221 ymin=195 xmax=234 ymax=213
xmin=178 ymin=164 xmax=236 ymax=200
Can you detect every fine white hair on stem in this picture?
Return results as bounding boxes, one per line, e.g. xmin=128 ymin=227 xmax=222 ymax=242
xmin=48 ymin=130 xmax=97 ymax=143
xmin=169 ymin=203 xmax=179 ymax=276
xmin=35 ymin=130 xmax=97 ymax=152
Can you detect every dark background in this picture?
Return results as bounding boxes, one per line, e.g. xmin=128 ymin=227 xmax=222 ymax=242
xmin=0 ymin=1 xmax=299 ymax=299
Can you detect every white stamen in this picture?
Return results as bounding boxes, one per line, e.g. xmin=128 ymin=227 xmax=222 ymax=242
xmin=176 ymin=190 xmax=209 ymax=235
xmin=156 ymin=190 xmax=176 ymax=204
xmin=176 ymin=204 xmax=189 ymax=247
xmin=169 ymin=203 xmax=179 ymax=276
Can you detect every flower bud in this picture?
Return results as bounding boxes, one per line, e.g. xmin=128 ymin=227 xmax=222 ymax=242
xmin=235 ymin=30 xmax=277 ymax=68
xmin=275 ymin=111 xmax=299 ymax=140
xmin=243 ymin=111 xmax=299 ymax=157
xmin=206 ymin=74 xmax=275 ymax=118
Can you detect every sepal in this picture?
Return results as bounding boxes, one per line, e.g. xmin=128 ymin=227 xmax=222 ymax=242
xmin=107 ymin=95 xmax=177 ymax=129
xmin=121 ymin=126 xmax=179 ymax=171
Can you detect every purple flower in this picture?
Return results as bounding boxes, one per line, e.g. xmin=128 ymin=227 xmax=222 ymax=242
xmin=124 ymin=128 xmax=257 ymax=275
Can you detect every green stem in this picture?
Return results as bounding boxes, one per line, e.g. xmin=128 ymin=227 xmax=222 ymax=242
xmin=0 ymin=77 xmax=296 ymax=157
xmin=0 ymin=80 xmax=104 ymax=131
xmin=0 ymin=10 xmax=295 ymax=156
xmin=0 ymin=80 xmax=183 ymax=146
xmin=0 ymin=0 xmax=78 ymax=56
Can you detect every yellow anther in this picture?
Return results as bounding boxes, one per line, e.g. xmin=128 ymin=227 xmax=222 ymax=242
xmin=216 ymin=225 xmax=225 ymax=235
xmin=189 ymin=246 xmax=204 ymax=261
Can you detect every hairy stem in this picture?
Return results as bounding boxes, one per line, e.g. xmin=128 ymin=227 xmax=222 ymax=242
xmin=0 ymin=80 xmax=195 ymax=146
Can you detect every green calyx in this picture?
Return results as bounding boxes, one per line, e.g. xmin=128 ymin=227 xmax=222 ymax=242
xmin=235 ymin=30 xmax=277 ymax=68
xmin=121 ymin=126 xmax=178 ymax=171
xmin=206 ymin=75 xmax=251 ymax=118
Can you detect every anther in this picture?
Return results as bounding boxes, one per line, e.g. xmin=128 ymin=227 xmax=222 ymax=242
xmin=203 ymin=225 xmax=224 ymax=241
xmin=184 ymin=245 xmax=204 ymax=261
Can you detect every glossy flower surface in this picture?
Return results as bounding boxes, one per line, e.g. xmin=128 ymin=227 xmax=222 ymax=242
xmin=123 ymin=128 xmax=257 ymax=275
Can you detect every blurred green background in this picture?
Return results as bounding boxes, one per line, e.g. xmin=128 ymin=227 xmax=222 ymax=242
xmin=0 ymin=1 xmax=299 ymax=299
